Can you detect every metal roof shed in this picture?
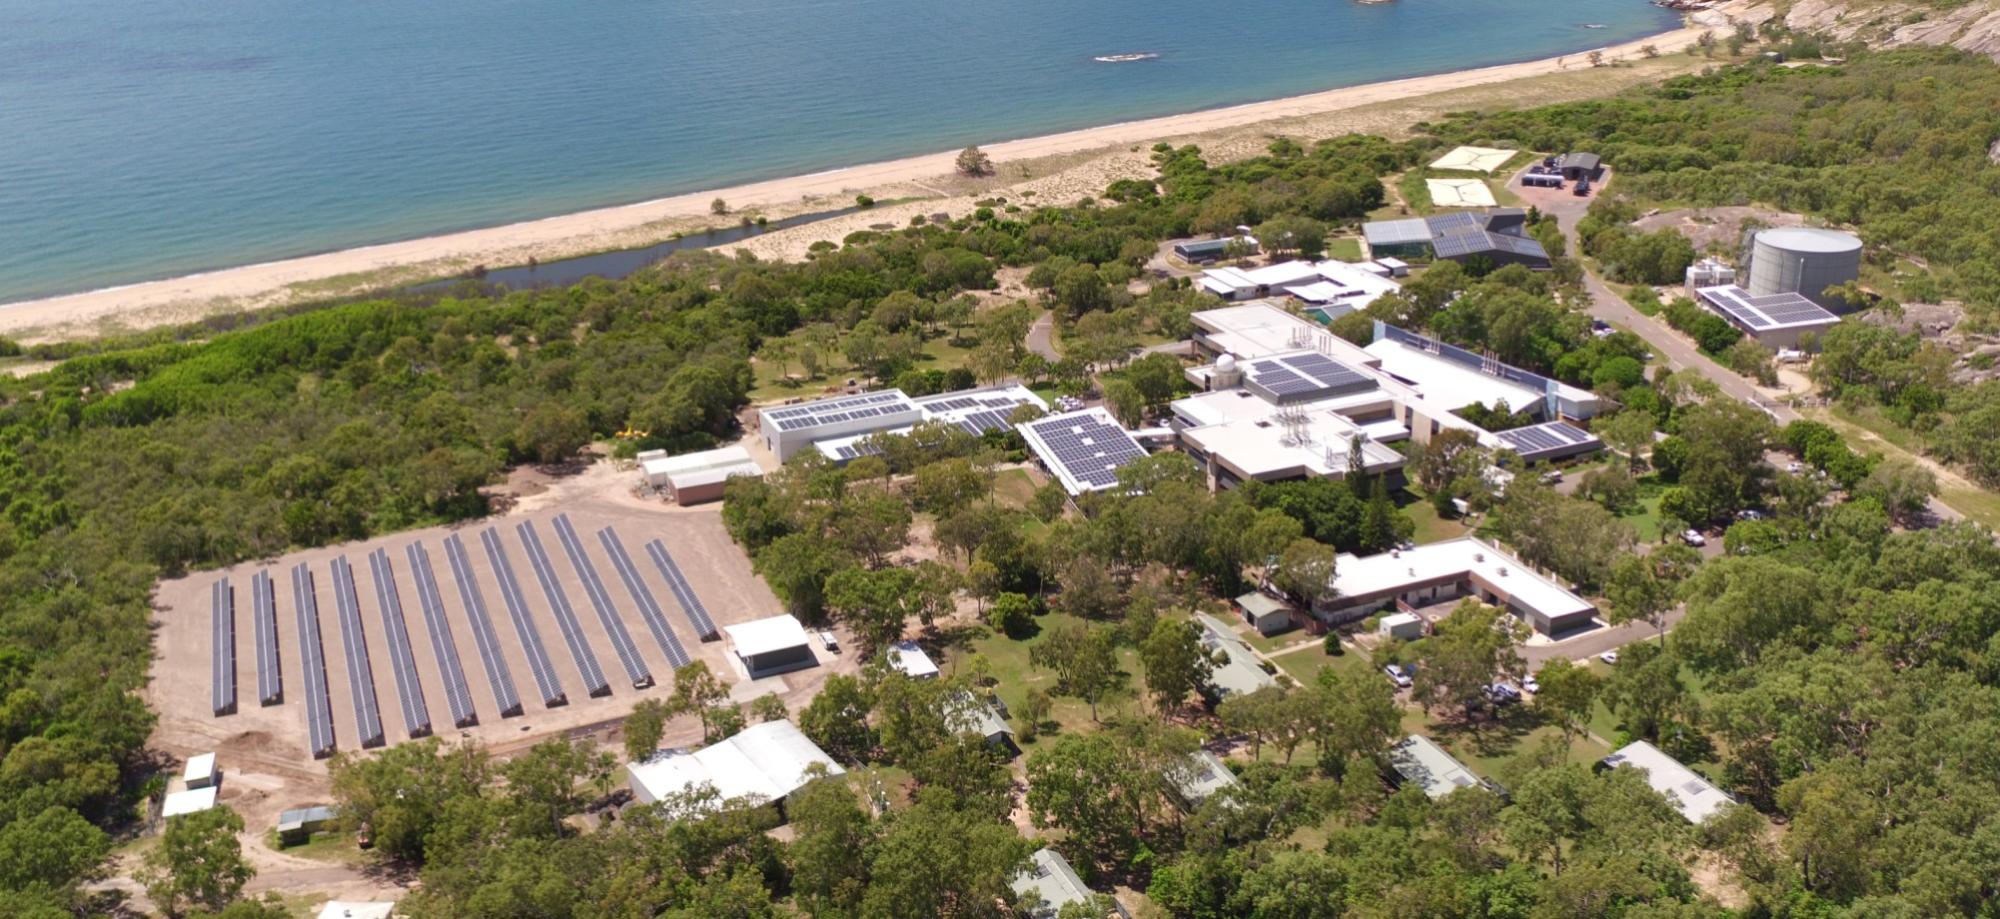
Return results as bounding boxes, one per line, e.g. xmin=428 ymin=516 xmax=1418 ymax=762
xmin=724 ymin=615 xmax=817 ymax=679
xmin=625 ymin=719 xmax=845 ymax=810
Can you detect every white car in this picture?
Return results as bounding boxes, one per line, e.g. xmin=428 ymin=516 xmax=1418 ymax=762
xmin=1599 ymin=650 xmax=1620 ymax=664
xmin=1682 ymin=529 xmax=1707 ymax=547
xmin=1521 ymin=674 xmax=1540 ymax=694
xmin=1786 ymin=461 xmax=1805 ymax=474
xmin=818 ymin=630 xmax=840 ymax=652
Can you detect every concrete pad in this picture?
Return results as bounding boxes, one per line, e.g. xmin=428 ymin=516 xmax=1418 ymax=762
xmin=1427 ymin=178 xmax=1498 ymax=208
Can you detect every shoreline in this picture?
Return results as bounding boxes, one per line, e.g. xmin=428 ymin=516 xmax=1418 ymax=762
xmin=0 ymin=19 xmax=1715 ymax=342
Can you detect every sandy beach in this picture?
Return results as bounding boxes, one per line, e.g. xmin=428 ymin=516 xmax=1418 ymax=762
xmin=0 ymin=18 xmax=1725 ymax=342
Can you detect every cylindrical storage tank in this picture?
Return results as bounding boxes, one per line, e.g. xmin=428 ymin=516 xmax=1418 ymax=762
xmin=1748 ymin=228 xmax=1860 ymax=309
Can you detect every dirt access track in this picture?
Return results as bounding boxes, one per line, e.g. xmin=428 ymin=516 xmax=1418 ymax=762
xmin=146 ymin=460 xmax=858 ymax=837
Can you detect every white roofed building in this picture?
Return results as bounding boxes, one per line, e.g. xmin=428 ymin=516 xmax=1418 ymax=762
xmin=724 ymin=614 xmax=818 ymax=679
xmin=1321 ymin=537 xmax=1596 ymax=636
xmin=641 ymin=445 xmax=763 ymax=505
xmin=163 ymin=786 xmax=218 ymax=818
xmin=625 ymin=719 xmax=845 ymax=811
xmin=1019 ymin=407 xmax=1151 ymax=496
xmin=184 ymin=752 xmax=219 ymax=789
xmin=758 ymin=390 xmax=922 ymax=462
xmin=1389 ymin=735 xmax=1495 ymax=799
xmin=1601 ymin=741 xmax=1735 ymax=824
xmin=886 ymin=640 xmax=940 ymax=680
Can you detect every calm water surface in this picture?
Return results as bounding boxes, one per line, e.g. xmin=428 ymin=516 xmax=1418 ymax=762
xmin=0 ymin=0 xmax=1675 ymax=303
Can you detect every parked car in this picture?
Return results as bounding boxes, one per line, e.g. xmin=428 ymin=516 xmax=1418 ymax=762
xmin=1735 ymin=509 xmax=1766 ymax=521
xmin=1682 ymin=529 xmax=1707 ymax=547
xmin=1521 ymin=673 xmax=1540 ymax=694
xmin=1384 ymin=664 xmax=1413 ymax=689
xmin=1786 ymin=461 xmax=1805 ymax=474
xmin=1541 ymin=470 xmax=1564 ymax=484
xmin=818 ymin=630 xmax=840 ymax=652
xmin=1485 ymin=683 xmax=1522 ymax=705
xmin=1574 ymin=178 xmax=1591 ymax=196
xmin=1599 ymin=650 xmax=1620 ymax=664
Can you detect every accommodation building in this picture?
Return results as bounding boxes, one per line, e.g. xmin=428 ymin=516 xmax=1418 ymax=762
xmin=1389 ymin=735 xmax=1498 ymax=799
xmin=1012 ymin=848 xmax=1127 ymax=918
xmin=1321 ymin=537 xmax=1596 ymax=636
xmin=1173 ymin=236 xmax=1256 ymax=264
xmin=1198 ymin=258 xmax=1401 ymax=316
xmin=1234 ymin=591 xmax=1295 ymax=636
xmin=1169 ymin=749 xmax=1243 ymax=810
xmin=1601 ymin=741 xmax=1735 ymax=824
xmin=625 ymin=719 xmax=845 ymax=811
xmin=1193 ymin=613 xmax=1278 ymax=699
xmin=886 ymin=640 xmax=940 ymax=680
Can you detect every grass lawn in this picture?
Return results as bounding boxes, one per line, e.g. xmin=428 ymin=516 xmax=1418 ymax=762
xmin=270 ymin=829 xmax=367 ymax=865
xmin=1274 ymin=639 xmax=1372 ymax=688
xmin=1326 ymin=237 xmax=1364 ymax=261
xmin=1619 ymin=474 xmax=1670 ymax=543
xmin=1242 ymin=624 xmax=1318 ymax=656
xmin=1395 ymin=170 xmax=1436 ymax=215
xmin=748 ymin=325 xmax=981 ymax=403
xmin=991 ymin=467 xmax=1039 ymax=508
xmin=967 ymin=611 xmax=1147 ymax=740
xmin=1401 ymin=488 xmax=1472 ymax=543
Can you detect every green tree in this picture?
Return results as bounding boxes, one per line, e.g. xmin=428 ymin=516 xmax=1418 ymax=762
xmin=858 ymin=802 xmax=1029 ymax=919
xmin=786 ymin=779 xmax=876 ymax=916
xmin=1271 ymin=538 xmax=1337 ymax=609
xmin=1030 ymin=622 xmax=1123 ymax=721
xmin=0 ymin=805 xmax=109 ymax=896
xmin=1139 ymin=619 xmax=1213 ymax=712
xmin=669 ymin=660 xmax=735 ymax=742
xmin=798 ymin=674 xmax=876 ymax=764
xmin=1531 ymin=659 xmax=1603 ymax=747
xmin=624 ymin=697 xmax=672 ymax=761
xmin=142 ymin=807 xmax=253 ymax=917
xmin=1411 ymin=600 xmax=1525 ymax=719
xmin=956 ymin=145 xmax=993 ymax=177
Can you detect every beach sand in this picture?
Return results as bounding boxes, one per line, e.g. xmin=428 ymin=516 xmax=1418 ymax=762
xmin=0 ymin=20 xmax=1728 ymax=343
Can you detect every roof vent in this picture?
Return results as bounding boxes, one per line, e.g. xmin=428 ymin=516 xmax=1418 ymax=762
xmin=1474 ymin=552 xmax=1486 ymax=563
xmin=1408 ymin=567 xmax=1416 ymax=577
xmin=1498 ymin=566 xmax=1508 ymax=577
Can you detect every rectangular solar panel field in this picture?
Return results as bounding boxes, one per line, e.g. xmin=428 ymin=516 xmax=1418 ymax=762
xmin=404 ymin=543 xmax=481 ymax=727
xmin=598 ymin=529 xmax=693 ymax=668
xmin=644 ymin=537 xmax=720 ymax=642
xmin=473 ymin=529 xmax=567 ymax=708
xmin=211 ymin=579 xmax=237 ymax=716
xmin=251 ymin=570 xmax=283 ymax=706
xmin=328 ymin=557 xmax=387 ymax=749
xmin=514 ymin=521 xmax=612 ymax=699
xmin=552 ymin=514 xmax=653 ymax=690
xmin=365 ymin=549 xmax=433 ymax=739
xmin=290 ymin=562 xmax=337 ymax=759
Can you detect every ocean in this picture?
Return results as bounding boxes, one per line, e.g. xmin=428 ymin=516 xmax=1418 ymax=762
xmin=0 ymin=0 xmax=1676 ymax=304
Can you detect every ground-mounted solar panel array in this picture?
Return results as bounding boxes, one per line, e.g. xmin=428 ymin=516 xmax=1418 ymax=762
xmin=329 ymin=557 xmax=387 ymax=749
xmin=439 ymin=535 xmax=526 ymax=717
xmin=366 ymin=549 xmax=433 ymax=740
xmin=600 ymin=529 xmax=693 ymax=668
xmin=644 ymin=537 xmax=720 ymax=642
xmin=290 ymin=562 xmax=337 ymax=759
xmin=1024 ymin=411 xmax=1150 ymax=492
xmin=515 ymin=521 xmax=612 ymax=699
xmin=1493 ymin=421 xmax=1603 ymax=462
xmin=211 ymin=579 xmax=237 ymax=716
xmin=404 ymin=543 xmax=480 ymax=727
xmin=251 ymin=570 xmax=283 ymax=706
xmin=553 ymin=514 xmax=652 ymax=690
xmin=194 ymin=514 xmax=755 ymax=760
xmin=477 ymin=528 xmax=568 ymax=708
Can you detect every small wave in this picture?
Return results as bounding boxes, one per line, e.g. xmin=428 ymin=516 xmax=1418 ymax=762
xmin=1093 ymin=52 xmax=1159 ymax=63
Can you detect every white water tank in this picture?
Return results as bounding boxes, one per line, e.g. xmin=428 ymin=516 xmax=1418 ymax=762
xmin=1748 ymin=227 xmax=1860 ymax=310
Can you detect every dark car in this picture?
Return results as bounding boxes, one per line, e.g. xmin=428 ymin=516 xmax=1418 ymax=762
xmin=1574 ymin=178 xmax=1591 ymax=196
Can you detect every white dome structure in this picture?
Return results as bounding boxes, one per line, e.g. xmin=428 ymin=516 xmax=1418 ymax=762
xmin=1216 ymin=354 xmax=1237 ymax=373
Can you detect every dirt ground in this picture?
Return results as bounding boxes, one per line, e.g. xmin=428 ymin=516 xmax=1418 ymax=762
xmin=1630 ymin=205 xmax=1807 ymax=255
xmin=145 ymin=456 xmax=859 ymax=888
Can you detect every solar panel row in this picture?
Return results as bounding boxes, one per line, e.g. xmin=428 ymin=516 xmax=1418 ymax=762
xmin=252 ymin=570 xmax=283 ymax=706
xmin=644 ymin=537 xmax=720 ymax=642
xmin=290 ymin=563 xmax=337 ymax=759
xmin=329 ymin=557 xmax=387 ymax=749
xmin=765 ymin=390 xmax=906 ymax=420
xmin=211 ymin=579 xmax=237 ymax=717
xmin=405 ymin=542 xmax=483 ymax=727
xmin=515 ymin=521 xmax=612 ymax=699
xmin=552 ymin=514 xmax=652 ymax=690
xmin=599 ymin=529 xmax=693 ymax=669
xmin=478 ymin=529 xmax=569 ymax=707
xmin=365 ymin=549 xmax=433 ymax=740
xmin=452 ymin=533 xmax=542 ymax=712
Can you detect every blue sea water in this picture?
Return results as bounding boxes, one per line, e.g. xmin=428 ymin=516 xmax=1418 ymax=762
xmin=0 ymin=0 xmax=1675 ymax=304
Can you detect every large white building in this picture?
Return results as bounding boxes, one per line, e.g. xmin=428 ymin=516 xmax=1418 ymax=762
xmin=1171 ymin=303 xmax=1604 ymax=490
xmin=625 ymin=719 xmax=845 ymax=811
xmin=1322 ymin=536 xmax=1595 ymax=636
xmin=724 ymin=614 xmax=818 ymax=679
xmin=1199 ymin=258 xmax=1402 ymax=318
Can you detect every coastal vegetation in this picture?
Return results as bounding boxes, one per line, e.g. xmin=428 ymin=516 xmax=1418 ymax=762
xmin=2 ymin=42 xmax=2000 ymax=917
